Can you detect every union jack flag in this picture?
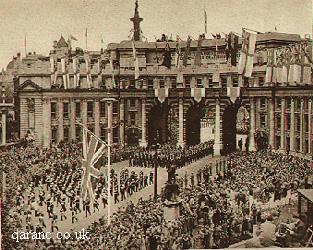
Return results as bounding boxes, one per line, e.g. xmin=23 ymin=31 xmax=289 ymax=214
xmin=81 ymin=127 xmax=107 ymax=201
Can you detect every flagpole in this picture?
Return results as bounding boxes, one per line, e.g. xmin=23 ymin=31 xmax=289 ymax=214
xmin=85 ymin=28 xmax=88 ymax=51
xmin=24 ymin=33 xmax=27 ymax=57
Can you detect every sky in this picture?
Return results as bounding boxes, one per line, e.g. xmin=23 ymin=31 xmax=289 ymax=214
xmin=0 ymin=0 xmax=312 ymax=69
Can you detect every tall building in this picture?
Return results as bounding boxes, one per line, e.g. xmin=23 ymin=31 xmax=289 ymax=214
xmin=12 ymin=2 xmax=313 ymax=157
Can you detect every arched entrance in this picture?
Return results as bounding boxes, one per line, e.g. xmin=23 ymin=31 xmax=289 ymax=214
xmin=125 ymin=127 xmax=140 ymax=145
xmin=256 ymin=131 xmax=268 ymax=150
xmin=148 ymin=103 xmax=170 ymax=146
xmin=186 ymin=103 xmax=205 ymax=146
xmin=236 ymin=106 xmax=249 ymax=151
xmin=222 ymin=104 xmax=238 ymax=153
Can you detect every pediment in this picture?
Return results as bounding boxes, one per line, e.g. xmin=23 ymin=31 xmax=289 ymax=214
xmin=18 ymin=80 xmax=42 ymax=91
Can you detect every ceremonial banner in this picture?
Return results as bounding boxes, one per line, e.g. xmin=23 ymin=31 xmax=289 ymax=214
xmin=281 ymin=47 xmax=289 ymax=83
xmin=288 ymin=44 xmax=301 ymax=84
xmin=61 ymin=58 xmax=66 ymax=73
xmin=154 ymin=88 xmax=169 ymax=103
xmin=176 ymin=71 xmax=183 ymax=84
xmin=72 ymin=57 xmax=78 ymax=88
xmin=238 ymin=30 xmax=257 ymax=77
xmin=183 ymin=36 xmax=192 ymax=67
xmin=212 ymin=70 xmax=220 ymax=83
xmin=227 ymin=87 xmax=240 ymax=103
xmin=132 ymin=40 xmax=140 ymax=79
xmin=109 ymin=58 xmax=115 ymax=88
xmin=81 ymin=127 xmax=106 ymax=201
xmin=301 ymin=43 xmax=312 ymax=84
xmin=194 ymin=34 xmax=204 ymax=66
xmin=175 ymin=36 xmax=182 ymax=68
xmin=265 ymin=48 xmax=277 ymax=84
xmin=50 ymin=57 xmax=55 ymax=73
xmin=191 ymin=88 xmax=205 ymax=103
xmin=276 ymin=48 xmax=283 ymax=83
xmin=161 ymin=42 xmax=171 ymax=68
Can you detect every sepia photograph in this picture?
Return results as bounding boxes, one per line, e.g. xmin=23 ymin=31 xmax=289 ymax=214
xmin=0 ymin=0 xmax=313 ymax=249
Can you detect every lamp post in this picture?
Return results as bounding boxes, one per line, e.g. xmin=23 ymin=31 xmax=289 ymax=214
xmin=102 ymin=97 xmax=116 ymax=225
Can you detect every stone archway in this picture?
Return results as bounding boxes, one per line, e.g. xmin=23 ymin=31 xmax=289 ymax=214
xmin=147 ymin=102 xmax=171 ymax=146
xmin=236 ymin=106 xmax=249 ymax=151
xmin=222 ymin=104 xmax=238 ymax=153
xmin=186 ymin=103 xmax=205 ymax=146
xmin=256 ymin=131 xmax=268 ymax=150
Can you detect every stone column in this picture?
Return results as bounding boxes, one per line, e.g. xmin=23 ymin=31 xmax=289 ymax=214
xmin=1 ymin=109 xmax=6 ymax=145
xmin=280 ymin=98 xmax=286 ymax=151
xmin=94 ymin=99 xmax=100 ymax=137
xmin=248 ymin=98 xmax=256 ymax=151
xmin=139 ymin=99 xmax=147 ymax=147
xmin=238 ymin=75 xmax=244 ymax=87
xmin=70 ymin=99 xmax=76 ymax=141
xmin=42 ymin=98 xmax=51 ymax=147
xmin=268 ymin=97 xmax=275 ymax=149
xmin=82 ymin=99 xmax=88 ymax=128
xmin=177 ymin=98 xmax=184 ymax=148
xmin=308 ymin=99 xmax=312 ymax=154
xmin=107 ymin=100 xmax=113 ymax=145
xmin=290 ymin=98 xmax=295 ymax=152
xmin=214 ymin=99 xmax=221 ymax=156
xmin=300 ymin=99 xmax=304 ymax=153
xmin=227 ymin=75 xmax=232 ymax=87
xmin=57 ymin=101 xmax=64 ymax=143
xmin=119 ymin=100 xmax=125 ymax=145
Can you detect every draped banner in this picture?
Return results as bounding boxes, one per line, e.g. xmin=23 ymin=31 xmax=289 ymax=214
xmin=213 ymin=72 xmax=220 ymax=83
xmin=227 ymin=87 xmax=240 ymax=103
xmin=194 ymin=34 xmax=205 ymax=66
xmin=183 ymin=36 xmax=192 ymax=67
xmin=191 ymin=88 xmax=205 ymax=103
xmin=176 ymin=71 xmax=183 ymax=84
xmin=238 ymin=30 xmax=257 ymax=77
xmin=288 ymin=44 xmax=301 ymax=84
xmin=155 ymin=88 xmax=169 ymax=103
xmin=265 ymin=48 xmax=277 ymax=84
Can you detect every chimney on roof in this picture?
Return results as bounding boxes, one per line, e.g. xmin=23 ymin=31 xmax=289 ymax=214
xmin=53 ymin=41 xmax=57 ymax=49
xmin=33 ymin=52 xmax=36 ymax=55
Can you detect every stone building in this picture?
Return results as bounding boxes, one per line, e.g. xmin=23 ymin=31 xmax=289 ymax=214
xmin=13 ymin=2 xmax=313 ymax=157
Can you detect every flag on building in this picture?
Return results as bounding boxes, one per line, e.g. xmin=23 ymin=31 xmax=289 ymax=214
xmin=238 ymin=29 xmax=257 ymax=77
xmin=265 ymin=48 xmax=277 ymax=84
xmin=155 ymin=88 xmax=169 ymax=103
xmin=191 ymin=88 xmax=205 ymax=103
xmin=194 ymin=34 xmax=204 ymax=66
xmin=227 ymin=87 xmax=240 ymax=103
xmin=70 ymin=35 xmax=78 ymax=41
xmin=81 ymin=127 xmax=107 ymax=201
xmin=161 ymin=42 xmax=172 ymax=68
xmin=183 ymin=36 xmax=192 ymax=67
xmin=109 ymin=58 xmax=116 ymax=88
xmin=132 ymin=40 xmax=140 ymax=79
xmin=230 ymin=33 xmax=239 ymax=66
xmin=175 ymin=35 xmax=182 ymax=68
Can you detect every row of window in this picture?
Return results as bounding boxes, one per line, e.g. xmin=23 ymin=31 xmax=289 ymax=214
xmin=275 ymin=113 xmax=310 ymax=132
xmin=51 ymin=125 xmax=119 ymax=143
xmin=274 ymin=136 xmax=310 ymax=153
xmin=50 ymin=101 xmax=118 ymax=119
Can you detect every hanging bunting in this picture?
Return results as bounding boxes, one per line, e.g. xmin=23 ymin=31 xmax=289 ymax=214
xmin=191 ymin=88 xmax=205 ymax=103
xmin=154 ymin=88 xmax=169 ymax=103
xmin=227 ymin=87 xmax=240 ymax=103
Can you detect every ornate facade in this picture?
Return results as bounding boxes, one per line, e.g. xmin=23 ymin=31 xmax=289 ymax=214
xmin=12 ymin=3 xmax=313 ymax=157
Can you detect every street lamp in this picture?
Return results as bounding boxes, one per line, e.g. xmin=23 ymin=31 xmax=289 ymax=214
xmin=101 ymin=97 xmax=116 ymax=225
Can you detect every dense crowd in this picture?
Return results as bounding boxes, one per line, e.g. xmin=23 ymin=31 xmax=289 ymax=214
xmin=2 ymin=142 xmax=313 ymax=249
xmin=129 ymin=141 xmax=213 ymax=168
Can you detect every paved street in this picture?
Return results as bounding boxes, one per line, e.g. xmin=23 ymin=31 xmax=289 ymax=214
xmin=21 ymin=154 xmax=226 ymax=237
